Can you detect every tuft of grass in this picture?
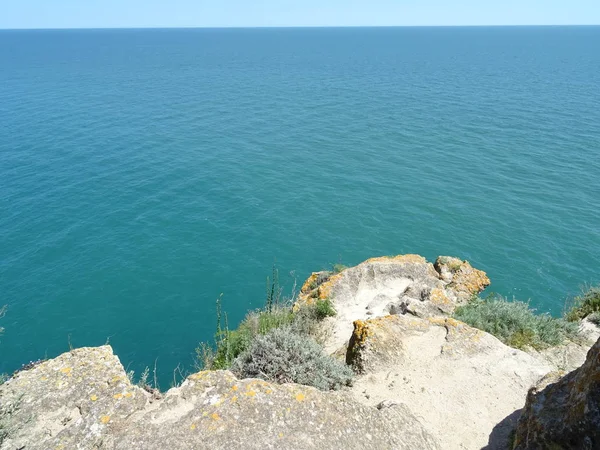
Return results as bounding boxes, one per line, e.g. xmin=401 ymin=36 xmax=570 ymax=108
xmin=332 ymin=263 xmax=348 ymax=274
xmin=231 ymin=327 xmax=353 ymax=391
xmin=453 ymin=296 xmax=579 ymax=350
xmin=565 ymin=286 xmax=600 ymax=322
xmin=314 ymin=298 xmax=336 ymax=320
xmin=197 ymin=297 xmax=296 ymax=371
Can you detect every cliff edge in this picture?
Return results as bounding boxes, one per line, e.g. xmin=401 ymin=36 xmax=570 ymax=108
xmin=1 ymin=254 xmax=598 ymax=450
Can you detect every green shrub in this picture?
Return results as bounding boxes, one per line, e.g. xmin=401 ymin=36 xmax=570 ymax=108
xmin=196 ymin=281 xmax=339 ymax=375
xmin=565 ymin=286 xmax=600 ymax=322
xmin=314 ymin=298 xmax=336 ymax=320
xmin=453 ymin=296 xmax=579 ymax=350
xmin=198 ymin=301 xmax=296 ymax=370
xmin=231 ymin=328 xmax=353 ymax=391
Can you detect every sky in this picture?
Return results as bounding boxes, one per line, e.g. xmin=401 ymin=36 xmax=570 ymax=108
xmin=1 ymin=0 xmax=599 ymax=29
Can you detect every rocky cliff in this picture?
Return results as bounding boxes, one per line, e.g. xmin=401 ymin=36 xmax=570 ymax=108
xmin=1 ymin=255 xmax=598 ymax=450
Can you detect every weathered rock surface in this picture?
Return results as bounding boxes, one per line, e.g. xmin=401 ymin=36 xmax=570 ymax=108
xmin=3 ymin=254 xmax=597 ymax=450
xmin=0 ymin=346 xmax=440 ymax=450
xmin=343 ymin=314 xmax=554 ymax=450
xmin=296 ymin=255 xmax=490 ymax=353
xmin=514 ymin=336 xmax=600 ymax=450
xmin=527 ymin=317 xmax=600 ymax=374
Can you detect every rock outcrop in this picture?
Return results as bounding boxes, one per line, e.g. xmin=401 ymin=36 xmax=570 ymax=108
xmin=513 ymin=336 xmax=600 ymax=450
xmin=296 ymin=255 xmax=490 ymax=353
xmin=0 ymin=346 xmax=440 ymax=450
xmin=344 ymin=314 xmax=553 ymax=449
xmin=2 ymin=254 xmax=598 ymax=450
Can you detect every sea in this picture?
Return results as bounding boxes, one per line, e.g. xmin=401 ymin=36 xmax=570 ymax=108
xmin=1 ymin=26 xmax=599 ymax=384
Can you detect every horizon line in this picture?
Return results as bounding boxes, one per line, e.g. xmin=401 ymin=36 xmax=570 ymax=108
xmin=1 ymin=24 xmax=600 ymax=31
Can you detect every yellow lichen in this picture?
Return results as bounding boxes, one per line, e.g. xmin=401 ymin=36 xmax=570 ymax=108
xmin=90 ymin=394 xmax=98 ymax=401
xmin=211 ymin=413 xmax=221 ymax=421
xmin=295 ymin=393 xmax=305 ymax=402
xmin=231 ymin=385 xmax=238 ymax=391
xmin=430 ymin=288 xmax=451 ymax=306
xmin=245 ymin=390 xmax=256 ymax=397
xmin=300 ymin=273 xmax=320 ymax=293
xmin=113 ymin=393 xmax=123 ymax=400
xmin=188 ymin=371 xmax=210 ymax=381
xmin=230 ymin=395 xmax=238 ymax=403
xmin=60 ymin=367 xmax=72 ymax=376
xmin=365 ymin=254 xmax=427 ymax=265
xmin=124 ymin=392 xmax=133 ymax=398
xmin=100 ymin=415 xmax=110 ymax=424
xmin=352 ymin=320 xmax=372 ymax=346
xmin=190 ymin=423 xmax=196 ymax=430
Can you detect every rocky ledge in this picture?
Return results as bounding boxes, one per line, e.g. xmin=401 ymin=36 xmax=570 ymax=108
xmin=1 ymin=254 xmax=598 ymax=450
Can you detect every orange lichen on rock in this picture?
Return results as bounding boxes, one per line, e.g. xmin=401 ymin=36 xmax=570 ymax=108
xmin=430 ymin=288 xmax=452 ymax=306
xmin=364 ymin=254 xmax=427 ymax=265
xmin=300 ymin=273 xmax=320 ymax=294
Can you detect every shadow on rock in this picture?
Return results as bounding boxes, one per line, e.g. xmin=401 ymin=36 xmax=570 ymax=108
xmin=482 ymin=408 xmax=521 ymax=450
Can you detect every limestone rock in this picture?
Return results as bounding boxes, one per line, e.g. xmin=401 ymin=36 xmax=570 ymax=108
xmin=344 ymin=314 xmax=553 ymax=450
xmin=296 ymin=254 xmax=489 ymax=353
xmin=513 ymin=336 xmax=600 ymax=450
xmin=0 ymin=346 xmax=441 ymax=450
xmin=434 ymin=255 xmax=491 ymax=303
xmin=0 ymin=346 xmax=150 ymax=449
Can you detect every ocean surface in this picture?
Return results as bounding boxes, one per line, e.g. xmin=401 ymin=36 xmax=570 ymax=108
xmin=1 ymin=27 xmax=599 ymax=383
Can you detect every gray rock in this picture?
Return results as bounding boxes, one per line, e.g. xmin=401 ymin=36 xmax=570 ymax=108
xmin=344 ymin=314 xmax=554 ymax=449
xmin=295 ymin=255 xmax=490 ymax=354
xmin=0 ymin=346 xmax=440 ymax=450
xmin=513 ymin=336 xmax=600 ymax=450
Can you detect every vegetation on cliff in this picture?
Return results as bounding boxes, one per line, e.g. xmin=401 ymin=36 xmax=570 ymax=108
xmin=196 ymin=277 xmax=349 ymax=390
xmin=453 ymin=295 xmax=579 ymax=350
xmin=564 ymin=285 xmax=600 ymax=322
xmin=231 ymin=328 xmax=353 ymax=390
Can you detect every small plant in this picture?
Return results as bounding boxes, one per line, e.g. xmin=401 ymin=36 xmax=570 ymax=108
xmin=135 ymin=363 xmax=161 ymax=398
xmin=448 ymin=261 xmax=463 ymax=273
xmin=332 ymin=263 xmax=348 ymax=274
xmin=453 ymin=295 xmax=579 ymax=350
xmin=314 ymin=298 xmax=336 ymax=320
xmin=265 ymin=265 xmax=282 ymax=313
xmin=200 ymin=294 xmax=296 ymax=370
xmin=231 ymin=328 xmax=353 ymax=391
xmin=565 ymin=285 xmax=600 ymax=322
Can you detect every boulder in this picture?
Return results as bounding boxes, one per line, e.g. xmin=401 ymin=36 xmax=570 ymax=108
xmin=343 ymin=314 xmax=553 ymax=450
xmin=0 ymin=346 xmax=441 ymax=450
xmin=296 ymin=255 xmax=489 ymax=353
xmin=513 ymin=336 xmax=600 ymax=450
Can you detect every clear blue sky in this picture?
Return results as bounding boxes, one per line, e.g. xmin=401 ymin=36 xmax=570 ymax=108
xmin=1 ymin=0 xmax=599 ymax=29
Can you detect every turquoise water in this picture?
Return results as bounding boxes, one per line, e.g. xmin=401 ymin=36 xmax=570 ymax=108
xmin=1 ymin=27 xmax=599 ymax=383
